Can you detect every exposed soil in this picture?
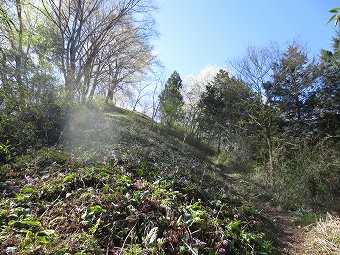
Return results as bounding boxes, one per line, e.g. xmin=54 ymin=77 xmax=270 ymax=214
xmin=256 ymin=200 xmax=309 ymax=255
xmin=224 ymin=171 xmax=311 ymax=255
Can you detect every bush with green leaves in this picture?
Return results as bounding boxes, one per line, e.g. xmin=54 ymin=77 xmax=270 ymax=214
xmin=253 ymin=139 xmax=340 ymax=210
xmin=0 ymin=140 xmax=11 ymax=163
xmin=0 ymin=99 xmax=66 ymax=156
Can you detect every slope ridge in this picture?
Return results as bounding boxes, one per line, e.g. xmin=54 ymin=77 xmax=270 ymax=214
xmin=0 ymin=107 xmax=272 ymax=254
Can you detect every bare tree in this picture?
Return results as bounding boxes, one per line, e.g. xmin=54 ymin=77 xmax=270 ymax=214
xmin=103 ymin=21 xmax=156 ymax=103
xmin=39 ymin=0 xmax=156 ymax=101
xmin=111 ymin=63 xmax=164 ymax=118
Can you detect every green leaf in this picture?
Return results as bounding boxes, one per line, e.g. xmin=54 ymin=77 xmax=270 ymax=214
xmin=336 ymin=14 xmax=340 ymax=25
xmin=8 ymin=220 xmax=18 ymax=226
xmin=0 ymin=209 xmax=9 ymax=219
xmin=63 ymin=174 xmax=75 ymax=183
xmin=39 ymin=229 xmax=55 ymax=236
xmin=176 ymin=215 xmax=183 ymax=227
xmin=240 ymin=232 xmax=252 ymax=243
xmin=16 ymin=194 xmax=30 ymax=201
xmin=88 ymin=205 xmax=106 ymax=214
xmin=20 ymin=220 xmax=42 ymax=227
xmin=329 ymin=8 xmax=340 ymax=13
xmin=22 ymin=187 xmax=34 ymax=194
xmin=89 ymin=218 xmax=101 ymax=234
xmin=327 ymin=14 xmax=336 ymax=24
xmin=136 ymin=168 xmax=144 ymax=176
xmin=37 ymin=236 xmax=49 ymax=244
xmin=179 ymin=246 xmax=187 ymax=253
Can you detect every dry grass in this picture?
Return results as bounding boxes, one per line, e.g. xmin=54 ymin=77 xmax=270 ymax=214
xmin=305 ymin=213 xmax=340 ymax=255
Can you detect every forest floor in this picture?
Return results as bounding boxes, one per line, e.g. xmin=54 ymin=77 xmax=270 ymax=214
xmin=2 ymin=107 xmax=337 ymax=254
xmin=0 ymin=108 xmax=280 ymax=254
xmin=222 ymin=169 xmax=339 ymax=255
xmin=222 ymin=170 xmax=312 ymax=255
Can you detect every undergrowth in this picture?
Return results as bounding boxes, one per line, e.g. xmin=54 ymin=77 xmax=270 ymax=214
xmin=0 ymin=108 xmax=272 ymax=254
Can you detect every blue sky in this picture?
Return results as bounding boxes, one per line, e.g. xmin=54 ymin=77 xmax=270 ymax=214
xmin=153 ymin=0 xmax=338 ymax=79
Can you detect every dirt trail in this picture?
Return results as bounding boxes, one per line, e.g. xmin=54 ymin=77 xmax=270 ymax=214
xmin=224 ymin=172 xmax=310 ymax=255
xmin=256 ymin=200 xmax=309 ymax=254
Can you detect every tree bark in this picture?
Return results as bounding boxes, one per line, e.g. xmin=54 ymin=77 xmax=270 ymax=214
xmin=0 ymin=48 xmax=8 ymax=92
xmin=15 ymin=0 xmax=23 ymax=88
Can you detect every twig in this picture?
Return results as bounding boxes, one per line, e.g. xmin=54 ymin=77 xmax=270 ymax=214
xmin=119 ymin=224 xmax=136 ymax=255
xmin=182 ymin=239 xmax=198 ymax=255
xmin=40 ymin=188 xmax=64 ymax=218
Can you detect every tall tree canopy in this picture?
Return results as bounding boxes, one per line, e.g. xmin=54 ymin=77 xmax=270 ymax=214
xmin=197 ymin=69 xmax=253 ymax=151
xmin=158 ymin=71 xmax=184 ymax=126
xmin=316 ymin=31 xmax=340 ymax=139
xmin=266 ymin=44 xmax=320 ymax=135
xmin=39 ymin=0 xmax=156 ymax=102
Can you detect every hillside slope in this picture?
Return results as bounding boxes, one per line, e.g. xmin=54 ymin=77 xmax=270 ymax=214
xmin=0 ymin=107 xmax=273 ymax=255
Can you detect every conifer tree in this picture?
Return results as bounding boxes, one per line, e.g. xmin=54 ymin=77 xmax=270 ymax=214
xmin=159 ymin=71 xmax=184 ymax=125
xmin=316 ymin=33 xmax=340 ymax=139
xmin=268 ymin=44 xmax=319 ymax=136
xmin=197 ymin=69 xmax=253 ymax=152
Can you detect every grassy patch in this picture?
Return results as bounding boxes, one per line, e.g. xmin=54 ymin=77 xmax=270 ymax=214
xmin=305 ymin=213 xmax=340 ymax=255
xmin=298 ymin=212 xmax=319 ymax=227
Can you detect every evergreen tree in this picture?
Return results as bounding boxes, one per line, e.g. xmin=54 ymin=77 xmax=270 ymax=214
xmin=197 ymin=69 xmax=253 ymax=151
xmin=316 ymin=32 xmax=340 ymax=140
xmin=159 ymin=71 xmax=184 ymax=125
xmin=267 ymin=44 xmax=319 ymax=136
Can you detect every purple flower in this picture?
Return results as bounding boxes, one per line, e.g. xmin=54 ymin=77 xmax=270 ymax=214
xmin=194 ymin=238 xmax=206 ymax=247
xmin=233 ymin=213 xmax=239 ymax=219
xmin=222 ymin=239 xmax=229 ymax=246
xmin=120 ymin=166 xmax=125 ymax=172
xmin=218 ymin=247 xmax=226 ymax=254
xmin=2 ymin=189 xmax=8 ymax=196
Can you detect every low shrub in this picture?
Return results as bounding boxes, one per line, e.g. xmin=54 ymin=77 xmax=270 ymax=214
xmin=250 ymin=139 xmax=340 ymax=210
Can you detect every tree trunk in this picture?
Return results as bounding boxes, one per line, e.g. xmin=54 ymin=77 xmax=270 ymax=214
xmin=265 ymin=125 xmax=274 ymax=185
xmin=105 ymin=87 xmax=114 ymax=103
xmin=0 ymin=48 xmax=9 ymax=92
xmin=106 ymin=60 xmax=119 ymax=103
xmin=217 ymin=134 xmax=222 ymax=153
xmin=89 ymin=82 xmax=97 ymax=100
xmin=15 ymin=0 xmax=23 ymax=88
xmin=88 ymin=72 xmax=100 ymax=99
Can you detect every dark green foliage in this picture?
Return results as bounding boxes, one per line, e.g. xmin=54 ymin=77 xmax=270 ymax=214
xmin=264 ymin=139 xmax=340 ymax=210
xmin=255 ymin=37 xmax=340 ymax=209
xmin=315 ymin=33 xmax=340 ymax=141
xmin=0 ymin=98 xmax=66 ymax=155
xmin=197 ymin=69 xmax=254 ymax=152
xmin=208 ymin=40 xmax=339 ymax=212
xmin=267 ymin=44 xmax=320 ymax=136
xmin=159 ymin=71 xmax=184 ymax=126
